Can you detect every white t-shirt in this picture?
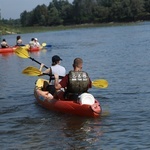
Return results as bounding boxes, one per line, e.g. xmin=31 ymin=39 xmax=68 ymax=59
xmin=1 ymin=41 xmax=7 ymax=47
xmin=17 ymin=39 xmax=22 ymax=44
xmin=35 ymin=41 xmax=41 ymax=47
xmin=29 ymin=41 xmax=36 ymax=48
xmin=50 ymin=64 xmax=66 ymax=85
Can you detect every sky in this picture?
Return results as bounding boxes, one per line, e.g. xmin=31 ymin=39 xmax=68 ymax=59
xmin=1 ymin=0 xmax=73 ymax=20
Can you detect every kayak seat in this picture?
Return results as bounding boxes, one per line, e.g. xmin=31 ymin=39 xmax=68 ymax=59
xmin=35 ymin=79 xmax=49 ymax=90
xmin=42 ymin=80 xmax=49 ymax=90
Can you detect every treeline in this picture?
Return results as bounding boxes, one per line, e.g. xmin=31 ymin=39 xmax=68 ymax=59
xmin=1 ymin=0 xmax=150 ymax=27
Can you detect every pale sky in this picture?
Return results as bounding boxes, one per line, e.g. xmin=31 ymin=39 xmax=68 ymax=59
xmin=1 ymin=0 xmax=73 ymax=19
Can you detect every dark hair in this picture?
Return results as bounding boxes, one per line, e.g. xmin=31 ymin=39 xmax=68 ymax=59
xmin=17 ymin=35 xmax=21 ymax=40
xmin=51 ymin=55 xmax=62 ymax=66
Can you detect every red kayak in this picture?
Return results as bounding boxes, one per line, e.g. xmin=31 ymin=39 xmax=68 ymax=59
xmin=34 ymin=79 xmax=101 ymax=117
xmin=0 ymin=45 xmax=41 ymax=53
xmin=0 ymin=46 xmax=17 ymax=53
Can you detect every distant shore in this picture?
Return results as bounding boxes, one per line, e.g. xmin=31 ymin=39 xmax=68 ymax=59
xmin=0 ymin=21 xmax=144 ymax=35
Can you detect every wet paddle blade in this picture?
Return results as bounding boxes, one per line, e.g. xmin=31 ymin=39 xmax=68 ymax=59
xmin=22 ymin=66 xmax=42 ymax=76
xmin=42 ymin=43 xmax=52 ymax=48
xmin=15 ymin=47 xmax=30 ymax=58
xmin=92 ymin=79 xmax=108 ymax=88
xmin=42 ymin=43 xmax=46 ymax=47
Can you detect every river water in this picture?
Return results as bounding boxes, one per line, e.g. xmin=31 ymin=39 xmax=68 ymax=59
xmin=0 ymin=22 xmax=150 ymax=150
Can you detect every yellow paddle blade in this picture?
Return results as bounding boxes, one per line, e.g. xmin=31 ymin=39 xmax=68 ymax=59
xmin=22 ymin=66 xmax=42 ymax=76
xmin=92 ymin=79 xmax=108 ymax=88
xmin=42 ymin=43 xmax=46 ymax=47
xmin=15 ymin=47 xmax=30 ymax=58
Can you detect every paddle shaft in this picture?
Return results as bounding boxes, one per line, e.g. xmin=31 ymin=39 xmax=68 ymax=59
xmin=29 ymin=57 xmax=48 ymax=69
xmin=15 ymin=47 xmax=48 ymax=69
xmin=45 ymin=45 xmax=52 ymax=48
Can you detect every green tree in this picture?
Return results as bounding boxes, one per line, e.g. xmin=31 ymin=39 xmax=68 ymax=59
xmin=5 ymin=0 xmax=150 ymax=27
xmin=61 ymin=4 xmax=73 ymax=24
xmin=130 ymin=0 xmax=145 ymax=20
xmin=47 ymin=6 xmax=62 ymax=25
xmin=32 ymin=4 xmax=48 ymax=26
xmin=93 ymin=5 xmax=110 ymax=22
xmin=72 ymin=0 xmax=96 ymax=24
xmin=144 ymin=0 xmax=150 ymax=12
xmin=20 ymin=11 xmax=29 ymax=26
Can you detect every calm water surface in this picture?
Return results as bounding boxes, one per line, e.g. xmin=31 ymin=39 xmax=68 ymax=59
xmin=0 ymin=22 xmax=150 ymax=150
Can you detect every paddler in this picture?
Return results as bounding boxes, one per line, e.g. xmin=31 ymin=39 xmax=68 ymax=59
xmin=54 ymin=58 xmax=92 ymax=100
xmin=1 ymin=39 xmax=9 ymax=48
xmin=39 ymin=55 xmax=66 ymax=97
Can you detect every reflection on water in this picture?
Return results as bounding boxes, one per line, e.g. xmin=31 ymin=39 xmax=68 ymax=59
xmin=0 ymin=53 xmax=15 ymax=58
xmin=0 ymin=21 xmax=150 ymax=149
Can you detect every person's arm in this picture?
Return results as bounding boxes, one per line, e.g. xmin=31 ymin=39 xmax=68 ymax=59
xmin=39 ymin=63 xmax=45 ymax=71
xmin=54 ymin=74 xmax=68 ymax=90
xmin=54 ymin=74 xmax=62 ymax=90
xmin=39 ymin=63 xmax=51 ymax=76
xmin=37 ymin=42 xmax=41 ymax=47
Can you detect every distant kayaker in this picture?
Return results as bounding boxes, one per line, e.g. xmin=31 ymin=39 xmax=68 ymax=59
xmin=34 ymin=38 xmax=41 ymax=47
xmin=39 ymin=55 xmax=66 ymax=96
xmin=54 ymin=58 xmax=92 ymax=100
xmin=16 ymin=35 xmax=25 ymax=46
xmin=29 ymin=38 xmax=36 ymax=48
xmin=1 ymin=39 xmax=9 ymax=48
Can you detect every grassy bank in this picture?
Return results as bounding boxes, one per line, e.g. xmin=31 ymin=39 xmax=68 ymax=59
xmin=0 ymin=22 xmax=142 ymax=35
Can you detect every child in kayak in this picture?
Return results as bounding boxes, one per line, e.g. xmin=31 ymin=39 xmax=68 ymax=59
xmin=16 ymin=35 xmax=25 ymax=46
xmin=1 ymin=39 xmax=9 ymax=48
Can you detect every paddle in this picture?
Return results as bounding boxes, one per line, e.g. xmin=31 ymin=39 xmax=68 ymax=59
xmin=15 ymin=47 xmax=48 ymax=69
xmin=92 ymin=79 xmax=108 ymax=88
xmin=45 ymin=44 xmax=52 ymax=48
xmin=42 ymin=43 xmax=52 ymax=48
xmin=42 ymin=43 xmax=46 ymax=47
xmin=22 ymin=66 xmax=108 ymax=88
xmin=22 ymin=66 xmax=49 ymax=76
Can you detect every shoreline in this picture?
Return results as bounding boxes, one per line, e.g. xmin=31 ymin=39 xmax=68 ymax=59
xmin=0 ymin=21 xmax=146 ymax=35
